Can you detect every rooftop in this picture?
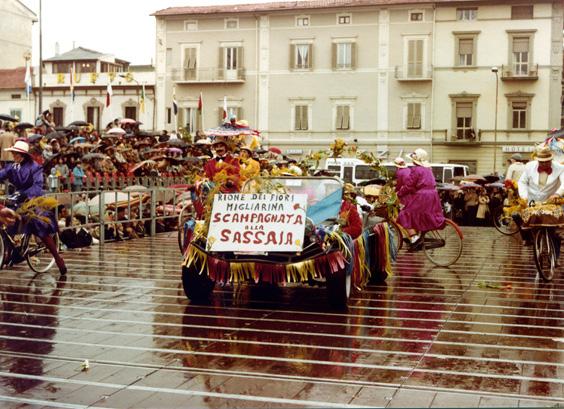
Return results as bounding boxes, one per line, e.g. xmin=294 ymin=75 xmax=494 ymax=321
xmin=0 ymin=67 xmax=28 ymax=90
xmin=44 ymin=47 xmax=129 ymax=64
xmin=152 ymin=0 xmax=477 ymax=16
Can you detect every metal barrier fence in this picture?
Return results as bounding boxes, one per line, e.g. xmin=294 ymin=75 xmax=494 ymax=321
xmin=47 ymin=186 xmax=191 ymax=247
xmin=46 ymin=174 xmax=187 ymax=193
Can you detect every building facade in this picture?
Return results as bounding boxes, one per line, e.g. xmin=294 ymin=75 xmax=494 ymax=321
xmin=39 ymin=47 xmax=156 ymax=131
xmin=153 ymin=0 xmax=563 ymax=175
xmin=0 ymin=0 xmax=36 ymax=70
xmin=0 ymin=0 xmax=36 ymax=122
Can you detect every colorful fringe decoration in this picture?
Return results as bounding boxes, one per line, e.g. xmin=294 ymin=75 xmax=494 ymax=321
xmin=183 ymin=220 xmax=396 ymax=288
xmin=17 ymin=196 xmax=58 ymax=225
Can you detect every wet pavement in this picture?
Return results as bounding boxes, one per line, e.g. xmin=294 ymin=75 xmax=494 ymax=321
xmin=0 ymin=227 xmax=562 ymax=408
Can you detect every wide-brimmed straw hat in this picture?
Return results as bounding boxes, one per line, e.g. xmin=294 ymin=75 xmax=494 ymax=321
xmin=409 ymin=148 xmax=430 ymax=167
xmin=393 ymin=156 xmax=407 ymax=168
xmin=4 ymin=140 xmax=30 ymax=155
xmin=534 ymin=146 xmax=553 ymax=162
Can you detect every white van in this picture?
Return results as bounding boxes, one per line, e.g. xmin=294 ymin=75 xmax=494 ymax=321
xmin=324 ymin=158 xmax=469 ymax=185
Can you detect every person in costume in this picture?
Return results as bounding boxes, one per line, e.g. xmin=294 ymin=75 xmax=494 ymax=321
xmin=204 ymin=138 xmax=240 ymax=193
xmin=505 ymin=153 xmax=525 ymax=184
xmin=394 ymin=156 xmax=410 ymax=207
xmin=517 ymin=145 xmax=564 ymax=250
xmin=339 ymin=183 xmax=363 ymax=240
xmin=397 ymin=148 xmax=444 ymax=249
xmin=0 ymin=141 xmax=67 ymax=275
xmin=518 ymin=145 xmax=564 ymax=204
xmin=238 ymin=146 xmax=260 ymax=181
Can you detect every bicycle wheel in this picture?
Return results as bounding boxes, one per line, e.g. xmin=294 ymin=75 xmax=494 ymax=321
xmin=493 ymin=207 xmax=519 ymax=235
xmin=0 ymin=233 xmax=5 ymax=269
xmin=177 ymin=203 xmax=196 ymax=254
xmin=422 ymin=219 xmax=463 ymax=267
xmin=388 ymin=220 xmax=403 ymax=251
xmin=25 ymin=233 xmax=59 ymax=273
xmin=533 ymin=228 xmax=556 ymax=282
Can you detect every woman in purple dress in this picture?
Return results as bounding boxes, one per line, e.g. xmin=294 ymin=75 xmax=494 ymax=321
xmin=394 ymin=156 xmax=411 ymax=206
xmin=397 ymin=149 xmax=445 ymax=249
xmin=0 ymin=141 xmax=67 ymax=275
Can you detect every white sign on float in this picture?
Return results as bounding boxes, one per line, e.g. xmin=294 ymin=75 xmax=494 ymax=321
xmin=207 ymin=193 xmax=308 ymax=252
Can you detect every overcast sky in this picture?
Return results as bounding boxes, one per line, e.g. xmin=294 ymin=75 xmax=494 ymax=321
xmin=20 ymin=0 xmax=275 ymax=66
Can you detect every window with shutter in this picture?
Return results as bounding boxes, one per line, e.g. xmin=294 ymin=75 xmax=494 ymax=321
xmin=295 ymin=44 xmax=311 ymax=69
xmin=336 ymin=105 xmax=350 ymax=130
xmin=512 ymin=37 xmax=529 ymax=75
xmin=407 ymin=39 xmax=424 ymax=77
xmin=455 ymin=103 xmax=472 ymax=139
xmin=458 ymin=38 xmax=473 ymax=66
xmin=511 ymin=5 xmax=533 ymax=20
xmin=407 ymin=103 xmax=421 ymax=129
xmin=512 ymin=102 xmax=527 ymax=129
xmin=457 ymin=8 xmax=477 ymax=21
xmin=334 ymin=43 xmax=352 ymax=69
xmin=184 ymin=48 xmax=197 ymax=80
xmin=295 ymin=105 xmax=308 ymax=130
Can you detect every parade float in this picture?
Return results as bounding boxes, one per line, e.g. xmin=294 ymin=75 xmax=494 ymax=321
xmin=179 ymin=134 xmax=398 ymax=308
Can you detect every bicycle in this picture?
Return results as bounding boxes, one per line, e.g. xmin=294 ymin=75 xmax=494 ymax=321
xmin=0 ymin=202 xmax=61 ymax=274
xmin=492 ymin=204 xmax=520 ymax=235
xmin=420 ymin=219 xmax=464 ymax=267
xmin=531 ymin=226 xmax=557 ymax=282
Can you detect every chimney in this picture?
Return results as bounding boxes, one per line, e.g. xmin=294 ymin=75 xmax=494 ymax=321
xmin=72 ymin=41 xmax=76 ymax=49
xmin=55 ymin=42 xmax=60 ymax=56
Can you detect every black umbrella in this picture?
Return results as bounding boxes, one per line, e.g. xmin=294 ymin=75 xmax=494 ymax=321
xmin=15 ymin=122 xmax=34 ymax=130
xmin=68 ymin=120 xmax=89 ymax=127
xmin=166 ymin=139 xmax=188 ymax=147
xmin=55 ymin=126 xmax=70 ymax=132
xmin=0 ymin=114 xmax=18 ymax=122
xmin=27 ymin=134 xmax=43 ymax=142
xmin=45 ymin=131 xmax=66 ymax=141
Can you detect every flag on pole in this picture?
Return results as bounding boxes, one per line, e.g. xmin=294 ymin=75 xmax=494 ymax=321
xmin=172 ymin=90 xmax=178 ymax=115
xmin=24 ymin=61 xmax=32 ymax=99
xmin=222 ymin=95 xmax=228 ymax=122
xmin=198 ymin=92 xmax=203 ymax=112
xmin=139 ymin=83 xmax=146 ymax=114
xmin=69 ymin=66 xmax=75 ymax=102
xmin=106 ymin=81 xmax=112 ymax=107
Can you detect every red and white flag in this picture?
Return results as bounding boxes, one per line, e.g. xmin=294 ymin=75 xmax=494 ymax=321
xmin=198 ymin=92 xmax=203 ymax=112
xmin=222 ymin=95 xmax=228 ymax=122
xmin=106 ymin=81 xmax=113 ymax=107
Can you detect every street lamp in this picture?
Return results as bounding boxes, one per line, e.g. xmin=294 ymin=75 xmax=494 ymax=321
xmin=491 ymin=66 xmax=499 ymax=175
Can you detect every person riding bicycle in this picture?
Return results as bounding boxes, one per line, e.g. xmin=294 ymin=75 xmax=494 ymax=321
xmin=397 ymin=149 xmax=445 ymax=250
xmin=0 ymin=141 xmax=67 ymax=276
xmin=517 ymin=145 xmax=564 ymax=250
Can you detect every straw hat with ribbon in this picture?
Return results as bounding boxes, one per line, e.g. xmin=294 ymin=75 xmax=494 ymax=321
xmin=533 ymin=145 xmax=553 ymax=162
xmin=393 ymin=156 xmax=408 ymax=168
xmin=4 ymin=140 xmax=30 ymax=155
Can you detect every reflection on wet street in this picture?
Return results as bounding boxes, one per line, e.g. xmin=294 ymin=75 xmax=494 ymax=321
xmin=0 ymin=227 xmax=562 ymax=408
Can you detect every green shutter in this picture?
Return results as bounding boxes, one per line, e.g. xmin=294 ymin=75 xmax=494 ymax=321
xmin=332 ymin=43 xmax=337 ymax=70
xmin=290 ymin=45 xmax=295 ymax=70
xmin=308 ymin=44 xmax=313 ymax=70
xmin=351 ymin=43 xmax=357 ymax=70
xmin=218 ymin=47 xmax=224 ymax=79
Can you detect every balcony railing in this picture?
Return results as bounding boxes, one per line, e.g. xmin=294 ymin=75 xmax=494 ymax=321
xmin=394 ymin=65 xmax=433 ymax=81
xmin=500 ymin=64 xmax=538 ymax=81
xmin=171 ymin=67 xmax=246 ymax=83
xmin=432 ymin=129 xmax=481 ymax=144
